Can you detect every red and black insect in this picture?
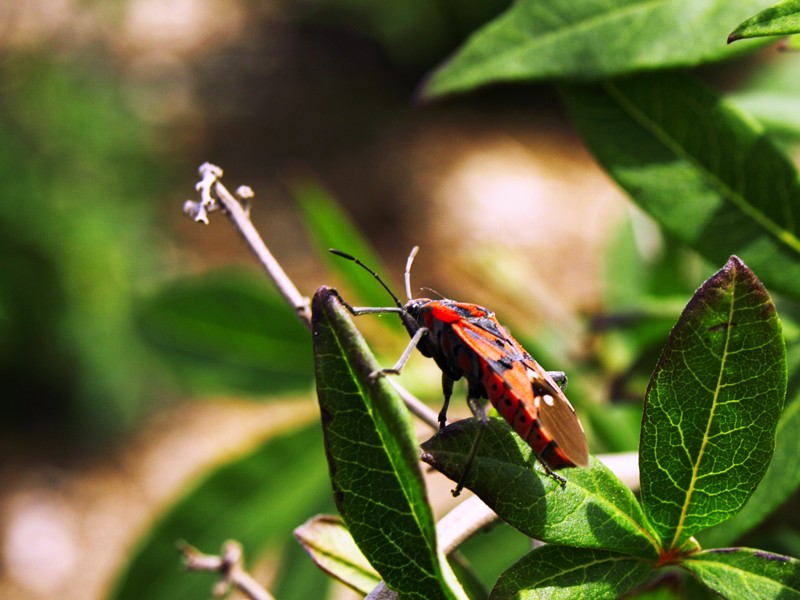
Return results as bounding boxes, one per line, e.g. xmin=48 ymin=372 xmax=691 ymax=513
xmin=331 ymin=247 xmax=588 ymax=495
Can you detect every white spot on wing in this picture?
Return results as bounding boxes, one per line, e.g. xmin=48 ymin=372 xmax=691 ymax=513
xmin=543 ymin=394 xmax=554 ymax=407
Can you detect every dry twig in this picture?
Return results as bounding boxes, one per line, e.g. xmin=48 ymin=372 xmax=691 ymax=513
xmin=179 ymin=540 xmax=273 ymax=600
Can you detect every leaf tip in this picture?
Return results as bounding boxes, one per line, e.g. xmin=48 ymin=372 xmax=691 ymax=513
xmin=727 ymin=31 xmax=741 ymax=44
xmin=313 ymin=285 xmax=341 ymax=316
xmin=413 ymin=71 xmax=448 ymax=107
xmin=726 ymin=255 xmax=746 ymax=270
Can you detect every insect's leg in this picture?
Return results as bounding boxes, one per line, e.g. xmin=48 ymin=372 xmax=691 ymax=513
xmin=534 ymin=457 xmax=567 ymax=487
xmin=451 ymin=391 xmax=489 ymax=497
xmin=438 ymin=375 xmax=454 ymax=430
xmin=328 ymin=288 xmax=404 ymax=318
xmin=547 ymin=371 xmax=568 ymax=392
xmin=370 ymin=326 xmax=429 ymax=379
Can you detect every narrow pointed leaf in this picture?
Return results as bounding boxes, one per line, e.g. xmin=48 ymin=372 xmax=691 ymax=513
xmin=294 ymin=515 xmax=380 ymax=595
xmin=421 ymin=418 xmax=659 ymax=559
xmin=422 ymin=0 xmax=770 ymax=99
xmin=729 ymin=0 xmax=800 ymax=42
xmin=639 ymin=257 xmax=786 ymax=550
xmin=312 ymin=287 xmax=464 ymax=600
xmin=489 ymin=546 xmax=653 ymax=600
xmin=295 ymin=182 xmax=403 ymax=327
xmin=562 ymin=72 xmax=800 ymax=300
xmin=682 ymin=548 xmax=800 ymax=598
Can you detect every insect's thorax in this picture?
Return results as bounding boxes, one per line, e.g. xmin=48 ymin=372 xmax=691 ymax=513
xmin=404 ymin=298 xmax=511 ymax=381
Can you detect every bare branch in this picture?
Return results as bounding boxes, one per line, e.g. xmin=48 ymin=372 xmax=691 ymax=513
xmin=182 ymin=163 xmax=443 ymax=431
xmin=365 ymin=582 xmax=397 ymax=599
xmin=179 ymin=540 xmax=274 ymax=600
xmin=184 ymin=163 xmax=312 ymax=328
xmin=387 ymin=378 xmax=439 ymax=430
xmin=437 ymin=494 xmax=499 ymax=555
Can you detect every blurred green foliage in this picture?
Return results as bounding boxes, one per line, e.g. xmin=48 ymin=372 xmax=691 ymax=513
xmin=135 ymin=270 xmax=313 ymax=395
xmin=0 ymin=55 xmax=172 ymax=446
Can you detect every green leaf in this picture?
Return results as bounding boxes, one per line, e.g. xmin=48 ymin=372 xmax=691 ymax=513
xmin=422 ymin=0 xmax=770 ymax=99
xmin=294 ymin=514 xmax=380 ymax=595
xmin=698 ymin=343 xmax=800 ymax=547
xmin=681 ymin=548 xmax=800 ymax=598
xmin=109 ymin=424 xmax=333 ymax=600
xmin=421 ymin=418 xmax=660 ymax=559
xmin=312 ymin=286 xmax=465 ymax=600
xmin=639 ymin=257 xmax=786 ymax=550
xmin=136 ymin=270 xmax=313 ymax=395
xmin=489 ymin=546 xmax=653 ymax=600
xmin=561 ymin=72 xmax=800 ymax=300
xmin=729 ymin=0 xmax=800 ymax=42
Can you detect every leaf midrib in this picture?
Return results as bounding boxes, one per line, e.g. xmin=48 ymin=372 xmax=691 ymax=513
xmin=485 ymin=452 xmax=662 ymax=555
xmin=321 ymin=305 xmax=446 ymax=593
xmin=603 ymin=80 xmax=800 ymax=256
xmin=436 ymin=0 xmax=680 ymax=86
xmin=668 ymin=283 xmax=736 ymax=550
xmin=533 ymin=552 xmax=650 ymax=587
xmin=687 ymin=552 xmax=799 ymax=593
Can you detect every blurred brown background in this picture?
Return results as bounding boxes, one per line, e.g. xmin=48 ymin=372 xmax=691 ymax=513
xmin=0 ymin=1 xmax=640 ymax=598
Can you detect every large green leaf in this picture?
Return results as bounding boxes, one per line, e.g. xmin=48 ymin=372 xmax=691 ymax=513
xmin=562 ymin=72 xmax=800 ymax=300
xmin=421 ymin=418 xmax=659 ymax=559
xmin=681 ymin=548 xmax=800 ymax=598
xmin=0 ymin=58 xmax=169 ymax=441
xmin=489 ymin=546 xmax=653 ymax=600
xmin=698 ymin=341 xmax=800 ymax=547
xmin=136 ymin=270 xmax=312 ymax=395
xmin=422 ymin=0 xmax=771 ymax=99
xmin=729 ymin=0 xmax=800 ymax=42
xmin=639 ymin=257 xmax=786 ymax=550
xmin=109 ymin=424 xmax=333 ymax=600
xmin=312 ymin=286 xmax=465 ymax=600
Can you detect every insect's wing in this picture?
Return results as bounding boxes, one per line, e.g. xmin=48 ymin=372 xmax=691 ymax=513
xmin=452 ymin=316 xmax=589 ymax=469
xmin=529 ymin=363 xmax=589 ymax=468
xmin=453 ymin=318 xmax=534 ymax=395
xmin=468 ymin=321 xmax=588 ymax=469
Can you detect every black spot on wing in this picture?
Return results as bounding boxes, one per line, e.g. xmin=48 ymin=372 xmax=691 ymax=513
xmin=497 ymin=356 xmax=513 ymax=371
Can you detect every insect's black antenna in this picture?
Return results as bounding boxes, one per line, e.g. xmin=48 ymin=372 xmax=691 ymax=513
xmin=404 ymin=246 xmax=419 ymax=302
xmin=329 ymin=249 xmax=403 ymax=309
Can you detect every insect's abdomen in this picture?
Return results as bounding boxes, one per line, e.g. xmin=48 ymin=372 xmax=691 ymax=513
xmin=482 ymin=368 xmax=576 ymax=469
